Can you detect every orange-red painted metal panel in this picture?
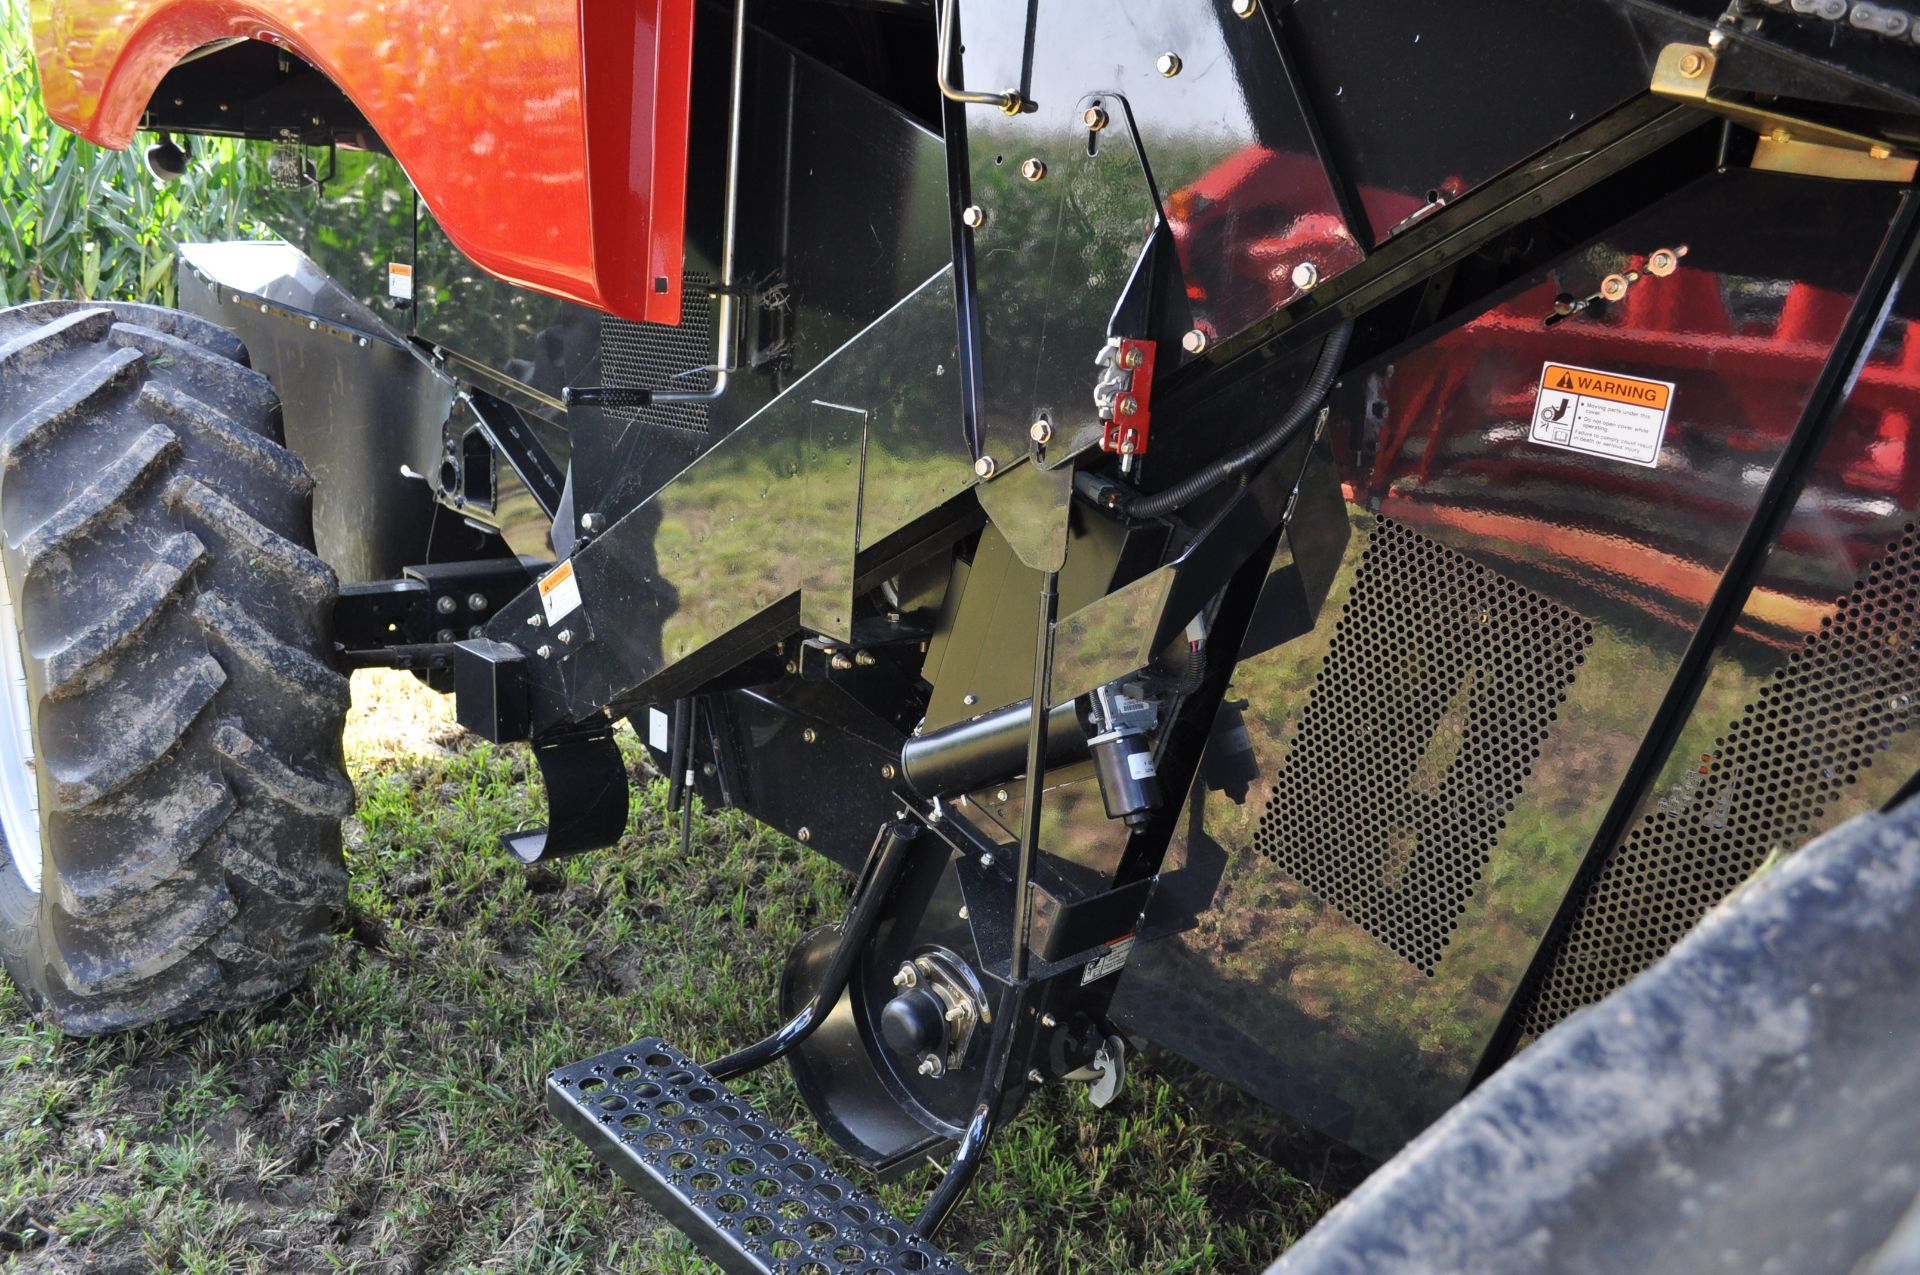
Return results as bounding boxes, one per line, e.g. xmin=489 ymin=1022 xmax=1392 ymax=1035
xmin=28 ymin=0 xmax=695 ymax=324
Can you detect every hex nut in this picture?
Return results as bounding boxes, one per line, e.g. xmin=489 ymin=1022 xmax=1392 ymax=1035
xmin=1156 ymin=51 xmax=1182 ymax=76
xmin=880 ymin=763 xmax=898 ymax=779
xmin=1029 ymin=418 xmax=1053 ymax=445
xmin=1600 ymin=273 xmax=1630 ymax=302
xmin=1678 ymin=49 xmax=1708 ymax=78
xmin=1020 ymin=157 xmax=1047 ymax=181
xmin=960 ymin=205 xmax=986 ymax=228
xmin=526 ymin=613 xmax=543 ymax=628
xmin=1082 ymin=106 xmax=1108 ymax=131
xmin=537 ymin=644 xmax=555 ymax=659
xmin=1291 ymin=261 xmax=1321 ymax=291
xmin=1648 ymin=248 xmax=1680 ymax=277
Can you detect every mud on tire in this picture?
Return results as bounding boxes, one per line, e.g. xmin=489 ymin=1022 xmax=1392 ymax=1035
xmin=0 ymin=301 xmax=353 ymax=1035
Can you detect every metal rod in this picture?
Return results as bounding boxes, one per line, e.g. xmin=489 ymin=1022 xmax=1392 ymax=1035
xmin=651 ymin=0 xmax=749 ymax=404
xmin=704 ymin=821 xmax=919 ymax=1080
xmin=1011 ymin=569 xmax=1059 ymax=983
xmin=936 ymin=0 xmax=1020 ymax=113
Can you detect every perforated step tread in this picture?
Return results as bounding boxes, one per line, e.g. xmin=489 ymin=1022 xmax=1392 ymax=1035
xmin=548 ymin=1038 xmax=966 ymax=1275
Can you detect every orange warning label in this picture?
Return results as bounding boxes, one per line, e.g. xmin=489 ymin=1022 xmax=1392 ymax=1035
xmin=1541 ymin=363 xmax=1671 ymax=411
xmin=1530 ymin=361 xmax=1676 ymax=468
xmin=538 ymin=560 xmax=582 ymax=624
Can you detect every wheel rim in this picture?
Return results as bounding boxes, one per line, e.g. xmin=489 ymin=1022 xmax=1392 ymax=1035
xmin=0 ymin=555 xmax=41 ymax=894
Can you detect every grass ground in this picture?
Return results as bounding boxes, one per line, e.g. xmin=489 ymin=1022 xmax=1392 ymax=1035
xmin=2 ymin=671 xmax=1331 ymax=1273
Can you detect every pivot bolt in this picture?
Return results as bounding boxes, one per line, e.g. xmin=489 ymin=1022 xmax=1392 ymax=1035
xmin=1182 ymin=328 xmax=1209 ymax=354
xmin=436 ymin=595 xmax=458 ymax=615
xmin=1082 ymin=105 xmax=1108 ymax=131
xmin=1156 ymin=51 xmax=1182 ymax=77
xmin=1291 ymin=261 xmax=1320 ymax=291
xmin=960 ymin=205 xmax=986 ymax=228
xmin=1020 ymin=157 xmax=1047 ymax=182
xmin=1029 ymin=418 xmax=1053 ymax=445
xmin=467 ymin=593 xmax=489 ymax=611
xmin=974 ymin=455 xmax=998 ymax=479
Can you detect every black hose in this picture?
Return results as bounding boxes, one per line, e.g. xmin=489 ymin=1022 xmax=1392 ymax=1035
xmin=1097 ymin=319 xmax=1354 ymax=521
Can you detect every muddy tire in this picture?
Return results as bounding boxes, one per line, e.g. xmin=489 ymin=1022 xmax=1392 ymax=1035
xmin=0 ymin=302 xmax=353 ymax=1035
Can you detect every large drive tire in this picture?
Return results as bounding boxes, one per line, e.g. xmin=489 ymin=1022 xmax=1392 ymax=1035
xmin=0 ymin=301 xmax=353 ymax=1035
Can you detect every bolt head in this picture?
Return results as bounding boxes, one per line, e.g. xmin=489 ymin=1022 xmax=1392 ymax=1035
xmin=981 ymin=852 xmax=995 ymax=868
xmin=537 ymin=644 xmax=555 ymax=658
xmin=831 ymin=653 xmax=853 ymax=670
xmin=894 ymin=963 xmax=918 ymax=988
xmin=435 ymin=628 xmax=455 ymax=643
xmin=1020 ymin=157 xmax=1047 ymax=182
xmin=1182 ymin=328 xmax=1209 ymax=354
xmin=1648 ymin=248 xmax=1679 ymax=278
xmin=797 ymin=826 xmax=811 ymax=843
xmin=963 ymin=693 xmax=979 ymax=706
xmin=1232 ymin=0 xmax=1257 ymax=15
xmin=1156 ymin=51 xmax=1182 ymax=77
xmin=958 ymin=905 xmax=970 ymax=920
xmin=881 ymin=763 xmax=897 ymax=779
xmin=1119 ymin=346 xmax=1144 ymax=369
xmin=1082 ymin=106 xmax=1108 ymax=131
xmin=1870 ymin=143 xmax=1894 ymax=161
xmin=580 ymin=512 xmax=604 ymax=533
xmin=802 ymin=727 xmax=818 ymax=743
xmin=1027 ymin=1069 xmax=1045 ymax=1084
xmin=436 ymin=594 xmax=458 ymax=615
xmin=1600 ymin=273 xmax=1630 ymax=302
xmin=973 ymin=455 xmax=998 ymax=479
xmin=1117 ymin=394 xmax=1138 ymax=416
xmin=466 ymin=592 xmax=489 ymax=611
xmin=1678 ymin=50 xmax=1708 ymax=78
xmin=1029 ymin=418 xmax=1053 ymax=445
xmin=1291 ymin=261 xmax=1321 ymax=291
xmin=1041 ymin=1013 xmax=1059 ymax=1028
xmin=960 ymin=205 xmax=986 ymax=228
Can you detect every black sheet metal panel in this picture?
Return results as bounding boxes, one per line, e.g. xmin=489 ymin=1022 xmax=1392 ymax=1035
xmin=1268 ymin=800 xmax=1920 ymax=1275
xmin=486 ymin=270 xmax=970 ymax=729
xmin=177 ymin=241 xmax=497 ymax=584
xmin=1517 ymin=253 xmax=1920 ymax=1039
xmin=953 ymin=0 xmax=1360 ymax=469
xmin=1283 ymin=0 xmax=1654 ymax=249
xmin=1109 ymin=168 xmax=1903 ymax=1158
xmin=548 ymin=1039 xmax=964 ymax=1275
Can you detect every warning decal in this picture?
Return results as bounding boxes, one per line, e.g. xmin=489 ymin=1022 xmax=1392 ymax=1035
xmin=538 ymin=560 xmax=583 ymax=625
xmin=1529 ymin=362 xmax=1675 ymax=467
xmin=387 ymin=262 xmax=414 ymax=301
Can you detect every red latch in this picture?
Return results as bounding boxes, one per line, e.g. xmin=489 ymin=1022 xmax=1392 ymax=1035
xmin=1097 ymin=337 xmax=1157 ymax=469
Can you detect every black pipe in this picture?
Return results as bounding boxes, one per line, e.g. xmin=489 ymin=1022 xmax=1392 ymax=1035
xmin=1086 ymin=319 xmax=1354 ymax=521
xmin=900 ymin=697 xmax=1088 ymax=799
xmin=704 ymin=820 xmax=921 ymax=1081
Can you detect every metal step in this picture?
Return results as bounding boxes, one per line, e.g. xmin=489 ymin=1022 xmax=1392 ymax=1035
xmin=548 ymin=1038 xmax=967 ymax=1275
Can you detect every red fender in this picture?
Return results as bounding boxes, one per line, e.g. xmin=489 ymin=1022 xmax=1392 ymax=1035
xmin=28 ymin=0 xmax=696 ymax=324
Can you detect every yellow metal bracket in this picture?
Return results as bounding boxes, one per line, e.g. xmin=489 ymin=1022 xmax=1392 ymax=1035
xmin=1651 ymin=43 xmax=1919 ymax=184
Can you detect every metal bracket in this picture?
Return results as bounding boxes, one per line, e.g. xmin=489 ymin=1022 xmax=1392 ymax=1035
xmin=499 ymin=722 xmax=630 ymax=863
xmin=1650 ymin=43 xmax=1918 ymax=183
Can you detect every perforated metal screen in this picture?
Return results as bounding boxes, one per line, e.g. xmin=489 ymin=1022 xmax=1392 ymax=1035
xmin=1254 ymin=519 xmax=1595 ymax=975
xmin=1519 ymin=523 xmax=1920 ymax=1037
xmin=599 ymin=272 xmax=714 ymax=433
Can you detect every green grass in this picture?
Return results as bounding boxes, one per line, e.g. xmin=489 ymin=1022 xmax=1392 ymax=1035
xmin=1 ymin=672 xmax=1330 ymax=1272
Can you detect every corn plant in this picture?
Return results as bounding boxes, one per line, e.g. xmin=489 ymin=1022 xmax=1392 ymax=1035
xmin=0 ymin=0 xmax=269 ymax=307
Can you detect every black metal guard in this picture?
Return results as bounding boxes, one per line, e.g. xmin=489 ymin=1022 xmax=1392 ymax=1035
xmin=548 ymin=1039 xmax=965 ymax=1275
xmin=498 ymin=722 xmax=630 ymax=863
xmin=706 ymin=820 xmax=921 ymax=1081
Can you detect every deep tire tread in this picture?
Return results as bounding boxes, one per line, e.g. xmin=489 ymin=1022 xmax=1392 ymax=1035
xmin=0 ymin=301 xmax=351 ymax=1035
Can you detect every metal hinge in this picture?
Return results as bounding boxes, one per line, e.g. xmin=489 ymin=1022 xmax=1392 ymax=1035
xmin=1650 ymin=43 xmax=1918 ymax=183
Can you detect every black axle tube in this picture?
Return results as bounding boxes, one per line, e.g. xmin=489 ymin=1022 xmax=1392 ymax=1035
xmin=900 ymin=698 xmax=1088 ymax=799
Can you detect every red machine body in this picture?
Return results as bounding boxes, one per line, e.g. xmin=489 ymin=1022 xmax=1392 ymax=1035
xmin=27 ymin=0 xmax=697 ymax=324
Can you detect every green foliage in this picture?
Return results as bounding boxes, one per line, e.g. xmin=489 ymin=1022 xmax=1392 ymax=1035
xmin=0 ymin=0 xmax=268 ymax=308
